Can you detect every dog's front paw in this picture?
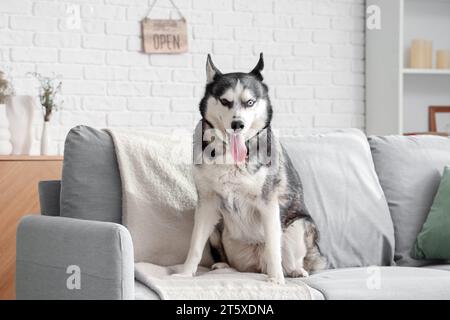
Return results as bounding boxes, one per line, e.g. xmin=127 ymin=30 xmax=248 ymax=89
xmin=267 ymin=273 xmax=285 ymax=285
xmin=171 ymin=265 xmax=196 ymax=277
xmin=211 ymin=262 xmax=230 ymax=270
xmin=288 ymin=268 xmax=309 ymax=278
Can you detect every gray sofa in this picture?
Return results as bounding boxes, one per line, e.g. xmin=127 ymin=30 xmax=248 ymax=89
xmin=16 ymin=126 xmax=450 ymax=300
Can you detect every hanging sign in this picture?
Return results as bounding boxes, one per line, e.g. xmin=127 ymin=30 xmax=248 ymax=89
xmin=141 ymin=0 xmax=188 ymax=54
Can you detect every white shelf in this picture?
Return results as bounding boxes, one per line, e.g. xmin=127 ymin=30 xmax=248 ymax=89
xmin=366 ymin=0 xmax=450 ymax=135
xmin=403 ymin=68 xmax=450 ymax=75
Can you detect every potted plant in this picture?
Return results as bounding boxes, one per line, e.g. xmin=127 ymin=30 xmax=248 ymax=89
xmin=29 ymin=72 xmax=63 ymax=155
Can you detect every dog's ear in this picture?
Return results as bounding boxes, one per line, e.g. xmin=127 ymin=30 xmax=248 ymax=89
xmin=206 ymin=54 xmax=222 ymax=83
xmin=250 ymin=52 xmax=264 ymax=81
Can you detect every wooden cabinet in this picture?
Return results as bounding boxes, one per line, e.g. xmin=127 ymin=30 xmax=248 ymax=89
xmin=0 ymin=156 xmax=63 ymax=300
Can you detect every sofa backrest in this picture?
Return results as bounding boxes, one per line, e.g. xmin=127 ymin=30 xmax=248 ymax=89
xmin=369 ymin=135 xmax=450 ymax=267
xmin=58 ymin=126 xmax=450 ymax=268
xmin=60 ymin=126 xmax=122 ymax=223
xmin=60 ymin=126 xmax=397 ymax=268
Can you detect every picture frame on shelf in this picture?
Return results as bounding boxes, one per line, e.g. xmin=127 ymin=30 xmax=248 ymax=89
xmin=429 ymin=106 xmax=450 ymax=134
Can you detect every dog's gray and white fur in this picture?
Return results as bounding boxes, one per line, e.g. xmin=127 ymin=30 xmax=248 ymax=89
xmin=177 ymin=53 xmax=326 ymax=284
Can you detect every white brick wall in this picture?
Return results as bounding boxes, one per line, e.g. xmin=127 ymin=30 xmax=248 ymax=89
xmin=0 ymin=0 xmax=365 ymax=155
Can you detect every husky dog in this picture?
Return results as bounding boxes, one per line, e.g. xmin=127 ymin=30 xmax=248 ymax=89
xmin=177 ymin=53 xmax=326 ymax=284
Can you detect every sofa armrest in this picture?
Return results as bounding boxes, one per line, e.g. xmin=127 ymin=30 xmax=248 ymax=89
xmin=38 ymin=180 xmax=61 ymax=216
xmin=16 ymin=215 xmax=134 ymax=300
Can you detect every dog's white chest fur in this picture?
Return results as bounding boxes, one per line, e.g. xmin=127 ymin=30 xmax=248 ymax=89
xmin=194 ymin=164 xmax=267 ymax=243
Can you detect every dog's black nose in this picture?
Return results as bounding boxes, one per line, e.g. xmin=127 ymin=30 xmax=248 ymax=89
xmin=231 ymin=120 xmax=245 ymax=131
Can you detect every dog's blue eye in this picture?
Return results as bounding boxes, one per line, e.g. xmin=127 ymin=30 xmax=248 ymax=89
xmin=246 ymin=100 xmax=255 ymax=107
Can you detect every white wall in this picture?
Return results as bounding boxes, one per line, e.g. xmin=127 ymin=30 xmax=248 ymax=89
xmin=0 ymin=0 xmax=365 ymax=155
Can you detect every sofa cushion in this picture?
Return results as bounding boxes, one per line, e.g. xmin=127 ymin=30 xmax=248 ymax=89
xmin=369 ymin=135 xmax=450 ymax=266
xmin=281 ymin=129 xmax=395 ymax=268
xmin=60 ymin=126 xmax=122 ymax=223
xmin=413 ymin=166 xmax=450 ymax=260
xmin=303 ymin=267 xmax=450 ymax=300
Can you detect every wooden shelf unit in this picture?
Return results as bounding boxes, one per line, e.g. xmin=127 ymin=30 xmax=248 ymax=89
xmin=366 ymin=0 xmax=450 ymax=135
xmin=403 ymin=68 xmax=450 ymax=75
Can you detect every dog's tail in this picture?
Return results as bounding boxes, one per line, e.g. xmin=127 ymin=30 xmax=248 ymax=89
xmin=303 ymin=220 xmax=328 ymax=271
xmin=304 ymin=245 xmax=327 ymax=271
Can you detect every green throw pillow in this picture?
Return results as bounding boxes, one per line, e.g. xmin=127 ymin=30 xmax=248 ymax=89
xmin=413 ymin=166 xmax=450 ymax=260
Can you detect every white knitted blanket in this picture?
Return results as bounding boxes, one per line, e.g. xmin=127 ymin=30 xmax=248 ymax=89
xmin=135 ymin=262 xmax=312 ymax=300
xmin=107 ymin=129 xmax=213 ymax=266
xmin=107 ymin=129 xmax=312 ymax=300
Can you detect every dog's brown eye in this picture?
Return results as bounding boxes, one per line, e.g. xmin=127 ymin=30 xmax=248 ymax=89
xmin=220 ymin=98 xmax=231 ymax=106
xmin=246 ymin=99 xmax=255 ymax=107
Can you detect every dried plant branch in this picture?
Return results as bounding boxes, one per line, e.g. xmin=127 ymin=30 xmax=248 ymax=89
xmin=0 ymin=69 xmax=15 ymax=104
xmin=28 ymin=72 xmax=63 ymax=122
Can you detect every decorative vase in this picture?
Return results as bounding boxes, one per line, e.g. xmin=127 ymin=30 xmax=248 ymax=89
xmin=436 ymin=50 xmax=450 ymax=69
xmin=40 ymin=121 xmax=50 ymax=156
xmin=5 ymin=95 xmax=35 ymax=155
xmin=410 ymin=39 xmax=432 ymax=69
xmin=0 ymin=103 xmax=13 ymax=155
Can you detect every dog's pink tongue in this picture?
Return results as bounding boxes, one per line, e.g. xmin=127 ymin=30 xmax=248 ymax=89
xmin=231 ymin=133 xmax=247 ymax=163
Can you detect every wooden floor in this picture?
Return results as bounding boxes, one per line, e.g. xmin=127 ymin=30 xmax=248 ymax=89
xmin=0 ymin=156 xmax=63 ymax=300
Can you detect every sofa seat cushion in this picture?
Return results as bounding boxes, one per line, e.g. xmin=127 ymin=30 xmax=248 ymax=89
xmin=423 ymin=264 xmax=450 ymax=272
xmin=303 ymin=267 xmax=450 ymax=300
